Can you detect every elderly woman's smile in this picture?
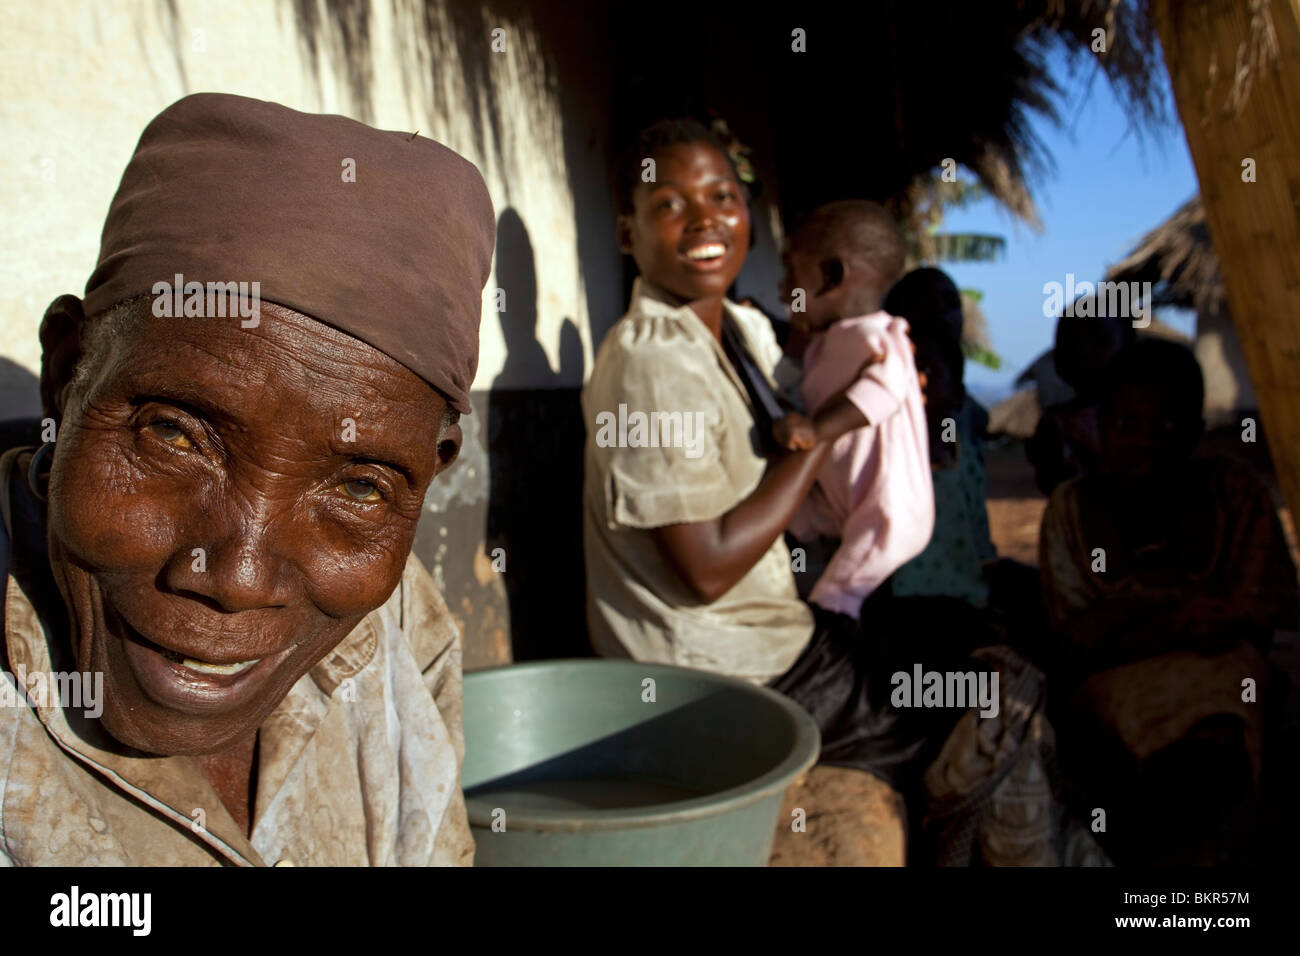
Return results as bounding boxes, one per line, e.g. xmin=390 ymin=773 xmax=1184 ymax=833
xmin=0 ymin=93 xmax=495 ymax=864
xmin=112 ymin=606 xmax=297 ymax=711
xmin=45 ymin=299 xmax=458 ymax=756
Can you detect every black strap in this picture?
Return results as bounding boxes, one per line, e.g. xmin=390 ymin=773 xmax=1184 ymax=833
xmin=720 ymin=318 xmax=789 ymax=449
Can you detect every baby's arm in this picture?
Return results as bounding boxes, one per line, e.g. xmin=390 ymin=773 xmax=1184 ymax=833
xmin=843 ymin=348 xmax=909 ymax=428
xmin=773 ymin=344 xmax=885 ymax=450
xmin=813 ymin=397 xmax=868 ymax=442
xmin=773 ymin=401 xmax=868 ymax=451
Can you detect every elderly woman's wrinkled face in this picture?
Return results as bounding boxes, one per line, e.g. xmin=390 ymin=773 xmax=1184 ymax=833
xmin=45 ymin=301 xmax=459 ymax=756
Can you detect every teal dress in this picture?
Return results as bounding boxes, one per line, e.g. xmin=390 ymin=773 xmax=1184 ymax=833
xmin=890 ymin=398 xmax=994 ymax=604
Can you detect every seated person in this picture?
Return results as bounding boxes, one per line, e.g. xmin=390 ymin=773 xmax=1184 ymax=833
xmin=0 ymin=94 xmax=494 ymax=865
xmin=583 ymin=118 xmax=824 ymax=683
xmin=1039 ymin=338 xmax=1298 ymax=863
xmin=881 ymin=268 xmax=992 ymax=608
xmin=1026 ymin=311 xmax=1135 ymax=496
xmin=878 ymin=268 xmax=1046 ymax=668
xmin=583 ymin=120 xmax=958 ymax=798
xmin=776 ymin=202 xmax=935 ymax=623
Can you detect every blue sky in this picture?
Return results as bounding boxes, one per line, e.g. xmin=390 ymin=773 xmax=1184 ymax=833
xmin=942 ymin=47 xmax=1200 ymax=404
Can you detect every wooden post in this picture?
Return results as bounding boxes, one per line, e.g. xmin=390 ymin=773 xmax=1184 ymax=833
xmin=1152 ymin=0 xmax=1300 ymax=523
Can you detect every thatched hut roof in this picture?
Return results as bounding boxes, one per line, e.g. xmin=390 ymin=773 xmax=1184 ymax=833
xmin=1106 ymin=196 xmax=1226 ymax=315
xmin=1013 ymin=315 xmax=1192 ymax=387
xmin=989 ymin=387 xmax=1042 ymax=440
xmin=606 ymin=0 xmax=1172 ymax=228
xmin=1137 ymin=316 xmax=1195 ymax=344
xmin=995 ymin=317 xmax=1194 ymax=437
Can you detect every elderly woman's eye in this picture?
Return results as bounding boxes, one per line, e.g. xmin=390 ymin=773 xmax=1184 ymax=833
xmin=146 ymin=420 xmax=194 ymax=449
xmin=341 ymin=479 xmax=383 ymax=502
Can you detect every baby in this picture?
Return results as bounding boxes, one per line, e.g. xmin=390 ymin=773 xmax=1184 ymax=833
xmin=776 ymin=200 xmax=935 ymax=620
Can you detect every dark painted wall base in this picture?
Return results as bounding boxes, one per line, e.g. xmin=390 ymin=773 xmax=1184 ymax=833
xmin=416 ymin=388 xmax=591 ymax=671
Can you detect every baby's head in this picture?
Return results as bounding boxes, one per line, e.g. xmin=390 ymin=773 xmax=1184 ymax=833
xmin=1099 ymin=338 xmax=1204 ymax=480
xmin=780 ymin=200 xmax=905 ymax=334
xmin=616 ymin=118 xmax=751 ymax=305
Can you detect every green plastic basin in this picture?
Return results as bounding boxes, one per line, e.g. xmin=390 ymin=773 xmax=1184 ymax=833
xmin=462 ymin=659 xmax=820 ymax=866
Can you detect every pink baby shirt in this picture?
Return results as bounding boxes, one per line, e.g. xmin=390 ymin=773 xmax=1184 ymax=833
xmin=790 ymin=312 xmax=936 ymax=618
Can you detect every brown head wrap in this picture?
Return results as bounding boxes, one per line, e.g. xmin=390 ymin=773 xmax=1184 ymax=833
xmin=79 ymin=93 xmax=495 ymax=414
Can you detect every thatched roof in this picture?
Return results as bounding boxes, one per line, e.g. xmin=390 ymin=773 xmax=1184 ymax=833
xmin=278 ymin=1 xmax=1172 ymax=252
xmin=276 ymin=0 xmax=1172 ymax=250
xmin=903 ymin=0 xmax=1173 ymax=228
xmin=997 ymin=318 xmax=1195 ymax=437
xmin=1137 ymin=316 xmax=1195 ymax=344
xmin=1014 ymin=315 xmax=1193 ymax=385
xmin=607 ymin=0 xmax=1173 ymax=228
xmin=989 ymin=387 xmax=1041 ymax=439
xmin=1106 ymin=196 xmax=1226 ymax=315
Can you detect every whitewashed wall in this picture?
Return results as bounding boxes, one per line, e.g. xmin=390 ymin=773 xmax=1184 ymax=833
xmin=0 ymin=0 xmax=599 ymax=420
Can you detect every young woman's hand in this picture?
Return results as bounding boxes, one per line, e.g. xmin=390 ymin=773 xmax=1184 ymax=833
xmin=774 ymin=412 xmax=818 ymax=451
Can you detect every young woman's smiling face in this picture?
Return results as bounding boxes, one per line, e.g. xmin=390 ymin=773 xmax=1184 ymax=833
xmin=619 ymin=141 xmax=750 ymax=303
xmin=43 ymin=300 xmax=459 ymax=756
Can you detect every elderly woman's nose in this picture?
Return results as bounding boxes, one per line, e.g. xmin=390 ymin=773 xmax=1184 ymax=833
xmin=164 ymin=524 xmax=293 ymax=612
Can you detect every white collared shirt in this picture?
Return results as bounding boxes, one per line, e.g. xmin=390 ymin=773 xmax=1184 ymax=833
xmin=582 ymin=279 xmax=814 ymax=684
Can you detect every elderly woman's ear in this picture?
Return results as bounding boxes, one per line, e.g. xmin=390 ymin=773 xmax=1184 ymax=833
xmin=437 ymin=416 xmax=463 ymax=472
xmin=38 ymin=294 xmax=89 ymax=425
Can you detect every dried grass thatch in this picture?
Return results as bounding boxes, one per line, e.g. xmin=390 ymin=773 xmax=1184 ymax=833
xmin=989 ymin=387 xmax=1042 ymax=439
xmin=1106 ymin=195 xmax=1226 ymax=315
xmin=1138 ymin=315 xmax=1195 ymax=344
xmin=889 ymin=0 xmax=1174 ymax=232
xmin=1000 ymin=314 xmax=1193 ymax=437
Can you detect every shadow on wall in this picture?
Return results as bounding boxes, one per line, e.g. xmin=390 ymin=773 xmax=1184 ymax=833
xmin=488 ymin=209 xmax=589 ymax=661
xmin=274 ymin=1 xmax=610 ymax=665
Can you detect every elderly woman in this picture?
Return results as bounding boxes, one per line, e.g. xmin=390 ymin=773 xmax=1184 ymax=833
xmin=0 ymin=94 xmax=494 ymax=865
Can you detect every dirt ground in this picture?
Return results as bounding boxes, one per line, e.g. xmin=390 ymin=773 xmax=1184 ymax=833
xmin=769 ymin=440 xmax=1049 ymax=867
xmin=984 ymin=439 xmax=1049 ymax=565
xmin=770 ymin=767 xmax=906 ymax=866
xmin=769 ymin=436 xmax=1300 ymax=866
